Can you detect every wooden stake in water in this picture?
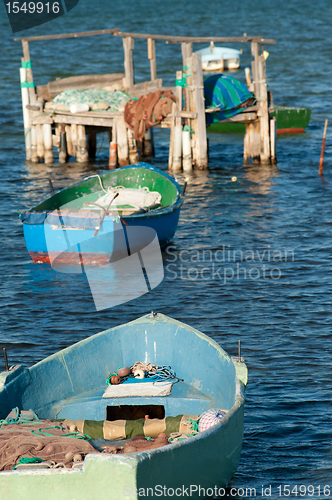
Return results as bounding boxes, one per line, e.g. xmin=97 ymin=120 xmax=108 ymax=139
xmin=319 ymin=119 xmax=328 ymax=175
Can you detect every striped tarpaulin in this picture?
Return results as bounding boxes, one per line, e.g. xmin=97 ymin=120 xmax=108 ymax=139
xmin=204 ymin=73 xmax=255 ymax=125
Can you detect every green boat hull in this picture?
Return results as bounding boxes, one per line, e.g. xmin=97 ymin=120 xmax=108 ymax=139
xmin=208 ymin=105 xmax=311 ymax=134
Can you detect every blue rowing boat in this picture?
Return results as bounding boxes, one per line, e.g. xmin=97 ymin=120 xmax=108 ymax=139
xmin=0 ymin=313 xmax=248 ymax=499
xmin=20 ymin=163 xmax=185 ymax=265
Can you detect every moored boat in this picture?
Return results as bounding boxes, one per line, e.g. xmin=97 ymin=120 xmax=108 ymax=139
xmin=207 ymin=105 xmax=311 ymax=134
xmin=196 ymin=42 xmax=241 ymax=72
xmin=20 ymin=163 xmax=185 ymax=265
xmin=0 ymin=312 xmax=248 ymax=500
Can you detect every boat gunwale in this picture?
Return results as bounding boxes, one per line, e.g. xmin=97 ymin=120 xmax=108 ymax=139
xmin=23 ymin=164 xmax=184 ymax=217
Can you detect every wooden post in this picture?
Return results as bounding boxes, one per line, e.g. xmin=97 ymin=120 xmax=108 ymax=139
xmin=186 ymin=56 xmax=196 ymax=165
xmin=20 ymin=66 xmax=32 ymax=160
xmin=270 ymin=117 xmax=277 ymax=164
xmin=244 ymin=121 xmax=261 ymax=163
xmin=181 ymin=42 xmax=193 ymax=70
xmin=251 ymin=41 xmax=271 ymax=163
xmin=43 ymin=124 xmax=54 ymax=164
xmin=88 ymin=131 xmax=97 ymax=158
xmin=59 ymin=125 xmax=67 ymax=163
xmin=30 ymin=125 xmax=38 ymax=162
xmin=65 ymin=125 xmax=73 ymax=157
xmin=123 ymin=37 xmax=134 ymax=90
xmin=258 ymin=51 xmax=270 ymax=163
xmin=319 ymin=119 xmax=328 ymax=175
xmin=127 ymin=127 xmax=139 ymax=164
xmin=168 ymin=102 xmax=176 ymax=170
xmin=148 ymin=38 xmax=157 ymax=81
xmin=108 ymin=127 xmax=117 ymax=169
xmin=70 ymin=124 xmax=77 ymax=159
xmin=182 ymin=129 xmax=192 ymax=171
xmin=116 ymin=116 xmax=129 ymax=166
xmin=36 ymin=124 xmax=44 ymax=161
xmin=181 ymin=42 xmax=192 ymax=125
xmin=21 ymin=40 xmax=36 ymax=104
xmin=77 ymin=125 xmax=88 ymax=163
xmin=143 ymin=128 xmax=154 ymax=157
xmin=245 ymin=67 xmax=254 ymax=92
xmin=192 ymin=52 xmax=208 ymax=169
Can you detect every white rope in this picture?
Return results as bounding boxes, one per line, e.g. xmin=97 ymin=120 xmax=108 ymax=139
xmin=83 ymin=174 xmax=106 ymax=193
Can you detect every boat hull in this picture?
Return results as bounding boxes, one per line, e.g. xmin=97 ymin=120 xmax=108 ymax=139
xmin=207 ymin=106 xmax=311 ymax=134
xmin=0 ymin=314 xmax=248 ymax=499
xmin=20 ymin=163 xmax=184 ymax=265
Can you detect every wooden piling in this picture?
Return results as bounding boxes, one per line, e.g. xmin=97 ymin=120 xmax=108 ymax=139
xmin=70 ymin=124 xmax=77 ymax=158
xmin=43 ymin=124 xmax=54 ymax=164
xmin=181 ymin=42 xmax=192 ymax=126
xmin=168 ymin=102 xmax=176 ymax=170
xmin=270 ymin=117 xmax=277 ymax=165
xmin=147 ymin=38 xmax=157 ymax=81
xmin=77 ymin=125 xmax=88 ymax=163
xmin=258 ymin=51 xmax=270 ymax=163
xmin=36 ymin=124 xmax=45 ymax=161
xmin=21 ymin=40 xmax=36 ymax=104
xmin=319 ymin=119 xmax=328 ymax=175
xmin=123 ymin=37 xmax=134 ymax=90
xmin=20 ymin=66 xmax=32 ymax=160
xmin=108 ymin=127 xmax=117 ymax=169
xmin=59 ymin=125 xmax=67 ymax=163
xmin=127 ymin=127 xmax=139 ymax=164
xmin=143 ymin=128 xmax=154 ymax=157
xmin=116 ymin=116 xmax=129 ymax=166
xmin=191 ymin=53 xmax=208 ymax=169
xmin=65 ymin=125 xmax=73 ymax=157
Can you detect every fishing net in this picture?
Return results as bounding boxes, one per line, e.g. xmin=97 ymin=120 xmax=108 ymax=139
xmin=50 ymin=88 xmax=131 ymax=112
xmin=0 ymin=419 xmax=96 ymax=470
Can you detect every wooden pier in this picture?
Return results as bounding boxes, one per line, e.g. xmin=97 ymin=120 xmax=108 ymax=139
xmin=15 ymin=30 xmax=276 ymax=170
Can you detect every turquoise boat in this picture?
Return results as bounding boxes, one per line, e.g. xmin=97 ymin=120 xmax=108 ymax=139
xmin=20 ymin=163 xmax=184 ymax=265
xmin=0 ymin=313 xmax=248 ymax=500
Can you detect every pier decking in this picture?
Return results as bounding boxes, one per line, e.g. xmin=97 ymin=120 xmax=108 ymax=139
xmin=15 ymin=30 xmax=276 ymax=169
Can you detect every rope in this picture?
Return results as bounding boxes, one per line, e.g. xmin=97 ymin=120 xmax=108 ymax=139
xmin=186 ymin=418 xmax=199 ymax=433
xmin=30 ymin=426 xmax=91 ymax=441
xmin=83 ymin=174 xmax=106 ymax=193
xmin=13 ymin=457 xmax=45 ymax=470
xmin=146 ymin=365 xmax=183 ymax=382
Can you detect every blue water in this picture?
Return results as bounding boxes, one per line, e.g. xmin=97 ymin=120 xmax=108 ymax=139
xmin=1 ymin=0 xmax=332 ymax=498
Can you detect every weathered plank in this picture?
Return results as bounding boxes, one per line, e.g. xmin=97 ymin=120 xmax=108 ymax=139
xmin=114 ymin=32 xmax=275 ymax=44
xmin=53 ymin=115 xmax=115 ymax=127
xmin=14 ymin=29 xmax=120 ymax=42
xmin=129 ymin=79 xmax=163 ymax=97
xmin=219 ymin=112 xmax=258 ymax=123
